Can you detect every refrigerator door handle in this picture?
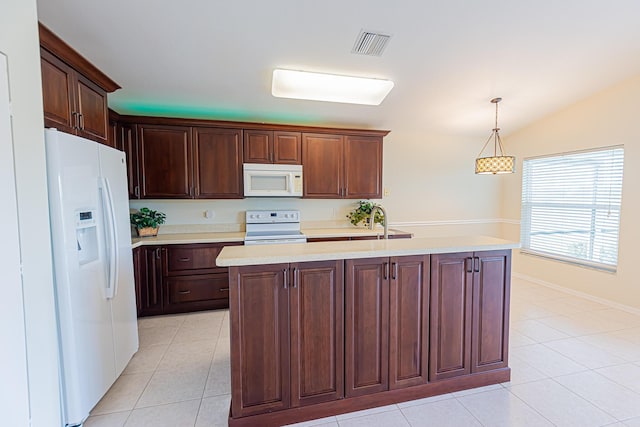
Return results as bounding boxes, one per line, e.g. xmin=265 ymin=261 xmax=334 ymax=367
xmin=100 ymin=177 xmax=119 ymax=299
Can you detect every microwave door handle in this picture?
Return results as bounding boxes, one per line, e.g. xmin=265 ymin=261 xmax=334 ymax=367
xmin=288 ymin=173 xmax=294 ymax=194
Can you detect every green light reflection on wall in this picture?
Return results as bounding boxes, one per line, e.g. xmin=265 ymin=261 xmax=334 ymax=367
xmin=114 ymin=102 xmax=319 ymax=124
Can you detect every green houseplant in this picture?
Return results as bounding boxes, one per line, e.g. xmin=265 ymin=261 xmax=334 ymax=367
xmin=346 ymin=200 xmax=384 ymax=227
xmin=130 ymin=207 xmax=166 ymax=237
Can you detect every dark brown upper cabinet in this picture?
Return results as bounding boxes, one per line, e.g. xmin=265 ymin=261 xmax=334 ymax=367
xmin=135 ymin=124 xmax=243 ymax=200
xmin=138 ymin=125 xmax=193 ymax=199
xmin=303 ymin=133 xmax=383 ymax=199
xmin=193 ymin=127 xmax=243 ymax=198
xmin=39 ymin=23 xmax=119 ymax=146
xmin=244 ymin=130 xmax=302 ymax=164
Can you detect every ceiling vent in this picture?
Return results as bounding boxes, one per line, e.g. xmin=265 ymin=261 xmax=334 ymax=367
xmin=352 ymin=30 xmax=391 ymax=56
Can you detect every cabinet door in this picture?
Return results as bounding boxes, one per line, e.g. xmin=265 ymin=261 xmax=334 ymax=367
xmin=344 ymin=135 xmax=382 ymax=199
xmin=344 ymin=257 xmax=389 ymax=397
xmin=118 ymin=123 xmax=139 ymax=199
xmin=75 ymin=73 xmax=108 ymax=144
xmin=193 ymin=127 xmax=243 ymax=199
xmin=229 ymin=264 xmax=290 ymax=417
xmin=471 ymin=250 xmax=511 ymax=373
xmin=429 ymin=253 xmax=473 ymax=381
xmin=136 ymin=246 xmax=164 ymax=316
xmin=273 ymin=131 xmax=301 ymax=164
xmin=243 ymin=130 xmax=272 ymax=164
xmin=138 ymin=125 xmax=193 ymax=198
xmin=302 ymin=133 xmax=343 ymax=198
xmin=107 ymin=118 xmax=118 ymax=149
xmin=290 ymin=260 xmax=344 ymax=407
xmin=40 ymin=48 xmax=76 ymax=134
xmin=389 ymin=255 xmax=429 ymax=389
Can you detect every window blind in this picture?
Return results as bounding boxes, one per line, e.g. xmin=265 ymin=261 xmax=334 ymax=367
xmin=520 ymin=146 xmax=624 ymax=271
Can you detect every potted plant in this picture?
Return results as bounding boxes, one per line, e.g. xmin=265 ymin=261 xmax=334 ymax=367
xmin=130 ymin=207 xmax=166 ymax=237
xmin=346 ymin=200 xmax=385 ymax=227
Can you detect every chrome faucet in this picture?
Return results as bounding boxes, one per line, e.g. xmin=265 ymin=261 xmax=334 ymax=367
xmin=369 ymin=205 xmax=388 ymax=240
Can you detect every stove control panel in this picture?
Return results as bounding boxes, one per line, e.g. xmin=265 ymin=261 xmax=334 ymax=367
xmin=246 ymin=210 xmax=300 ymax=224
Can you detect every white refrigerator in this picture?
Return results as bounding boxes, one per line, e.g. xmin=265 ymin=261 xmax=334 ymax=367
xmin=45 ymin=129 xmax=139 ymax=426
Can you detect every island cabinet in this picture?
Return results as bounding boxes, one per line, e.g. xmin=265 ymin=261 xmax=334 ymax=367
xmin=229 ymin=260 xmax=344 ymax=418
xmin=226 ymin=248 xmax=511 ymax=427
xmin=302 ymin=133 xmax=383 ymax=199
xmin=429 ymin=250 xmax=511 ymax=381
xmin=345 ymin=255 xmax=429 ymax=396
xmin=243 ymin=130 xmax=302 ymax=164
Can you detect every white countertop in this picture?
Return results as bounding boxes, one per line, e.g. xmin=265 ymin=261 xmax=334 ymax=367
xmin=131 ymin=232 xmax=245 ymax=249
xmin=131 ymin=227 xmax=411 ymax=248
xmin=216 ymin=235 xmax=520 ymax=267
xmin=304 ymin=227 xmax=411 ymax=239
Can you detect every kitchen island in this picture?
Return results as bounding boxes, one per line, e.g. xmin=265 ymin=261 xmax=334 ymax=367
xmin=217 ymin=236 xmax=518 ymax=427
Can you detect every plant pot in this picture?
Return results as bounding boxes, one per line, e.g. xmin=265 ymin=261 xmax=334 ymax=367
xmin=137 ymin=227 xmax=159 ymax=237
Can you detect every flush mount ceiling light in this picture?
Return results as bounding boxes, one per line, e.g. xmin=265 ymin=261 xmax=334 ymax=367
xmin=271 ymin=69 xmax=394 ymax=105
xmin=475 ymin=97 xmax=516 ymax=174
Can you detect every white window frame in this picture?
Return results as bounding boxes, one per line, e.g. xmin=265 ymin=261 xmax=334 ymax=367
xmin=520 ymin=146 xmax=624 ymax=272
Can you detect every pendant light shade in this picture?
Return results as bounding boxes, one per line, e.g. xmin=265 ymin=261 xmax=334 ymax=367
xmin=475 ymin=97 xmax=515 ymax=174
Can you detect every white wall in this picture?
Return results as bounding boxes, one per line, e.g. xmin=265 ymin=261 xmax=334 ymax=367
xmin=131 ymin=127 xmax=507 ymax=236
xmin=502 ymin=73 xmax=640 ymax=310
xmin=0 ymin=1 xmax=62 ymax=425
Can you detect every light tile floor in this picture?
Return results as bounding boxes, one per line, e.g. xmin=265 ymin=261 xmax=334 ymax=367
xmin=85 ymin=277 xmax=640 ymax=426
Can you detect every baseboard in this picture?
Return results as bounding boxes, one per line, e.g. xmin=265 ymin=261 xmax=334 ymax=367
xmin=512 ymin=272 xmax=640 ymax=316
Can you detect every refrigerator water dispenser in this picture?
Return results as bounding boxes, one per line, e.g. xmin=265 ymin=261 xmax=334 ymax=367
xmin=75 ymin=209 xmax=98 ymax=265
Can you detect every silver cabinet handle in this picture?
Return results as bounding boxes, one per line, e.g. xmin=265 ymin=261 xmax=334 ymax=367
xmin=178 ymin=290 xmax=191 ymax=295
xmin=219 ymin=287 xmax=229 ymax=292
xmin=178 ymin=257 xmax=190 ymax=262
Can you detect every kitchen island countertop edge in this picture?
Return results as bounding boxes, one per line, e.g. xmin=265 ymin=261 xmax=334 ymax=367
xmin=216 ymin=235 xmax=520 ymax=267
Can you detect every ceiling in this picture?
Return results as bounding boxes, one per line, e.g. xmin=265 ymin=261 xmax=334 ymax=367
xmin=36 ymin=0 xmax=640 ymax=138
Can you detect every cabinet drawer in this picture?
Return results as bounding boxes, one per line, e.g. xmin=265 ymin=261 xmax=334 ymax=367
xmin=166 ymin=274 xmax=229 ymax=304
xmin=167 ymin=244 xmax=222 ymax=272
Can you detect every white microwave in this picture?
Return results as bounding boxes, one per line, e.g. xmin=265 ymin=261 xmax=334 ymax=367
xmin=243 ymin=163 xmax=303 ymax=197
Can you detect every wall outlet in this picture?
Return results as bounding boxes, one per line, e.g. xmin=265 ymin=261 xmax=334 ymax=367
xmin=383 ymin=188 xmax=390 ymax=197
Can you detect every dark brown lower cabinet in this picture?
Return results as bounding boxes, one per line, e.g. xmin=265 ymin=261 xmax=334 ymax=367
xmin=228 ymin=250 xmax=511 ymax=427
xmin=133 ymin=242 xmax=240 ymax=316
xmin=429 ymin=250 xmax=511 ymax=381
xmin=345 ymin=257 xmax=389 ymax=397
xmin=345 ymin=255 xmax=430 ymax=396
xmin=134 ymin=246 xmax=164 ymax=317
xmin=389 ymin=255 xmax=430 ymax=389
xmin=471 ymin=250 xmax=511 ymax=373
xmin=229 ymin=260 xmax=344 ymax=418
xmin=429 ymin=252 xmax=473 ymax=381
xmin=230 ymin=264 xmax=290 ymax=417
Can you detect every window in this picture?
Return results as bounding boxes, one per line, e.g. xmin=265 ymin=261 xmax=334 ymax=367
xmin=521 ymin=146 xmax=624 ymax=271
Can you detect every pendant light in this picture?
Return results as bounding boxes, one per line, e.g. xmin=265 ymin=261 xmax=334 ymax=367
xmin=475 ymin=97 xmax=515 ymax=174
